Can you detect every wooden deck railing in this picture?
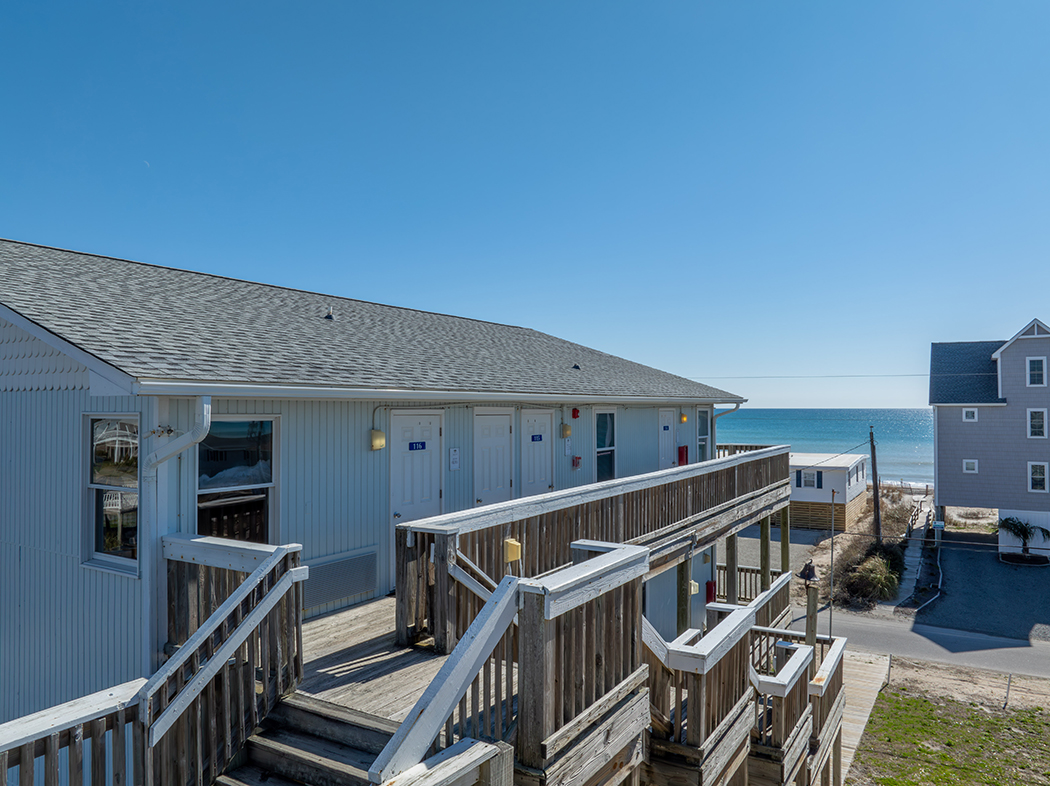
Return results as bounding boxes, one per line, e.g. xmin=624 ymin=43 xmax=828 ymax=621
xmin=375 ymin=541 xmax=650 ymax=786
xmin=397 ymin=446 xmax=790 ymax=653
xmin=140 ymin=542 xmax=307 ymax=786
xmin=0 ymin=539 xmax=308 ymax=786
xmin=642 ymin=606 xmax=757 ymax=785
xmin=0 ymin=679 xmax=144 ymax=786
xmin=716 ymin=444 xmax=774 ymax=458
xmin=716 ymin=564 xmax=785 ymax=606
xmin=749 ymin=641 xmax=814 ymax=786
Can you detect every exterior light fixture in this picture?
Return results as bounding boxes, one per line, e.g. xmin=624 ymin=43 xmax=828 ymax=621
xmin=370 ymin=429 xmax=386 ymax=451
xmin=680 ymin=413 xmax=688 ymax=423
xmin=561 ymin=423 xmax=572 ymax=438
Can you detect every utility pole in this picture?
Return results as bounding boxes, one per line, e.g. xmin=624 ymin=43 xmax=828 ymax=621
xmin=870 ymin=426 xmax=882 ymax=545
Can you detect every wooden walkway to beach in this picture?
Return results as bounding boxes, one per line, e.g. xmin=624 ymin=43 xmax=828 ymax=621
xmin=840 ymin=650 xmax=890 ymax=779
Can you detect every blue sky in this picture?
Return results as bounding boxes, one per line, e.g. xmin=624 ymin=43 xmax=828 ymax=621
xmin=3 ymin=3 xmax=1049 ymax=408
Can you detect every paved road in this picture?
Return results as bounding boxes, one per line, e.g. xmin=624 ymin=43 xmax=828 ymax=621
xmin=787 ymin=607 xmax=1050 ymax=679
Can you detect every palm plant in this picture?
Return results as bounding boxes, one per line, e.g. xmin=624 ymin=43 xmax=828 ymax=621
xmin=998 ymin=516 xmax=1050 ymax=555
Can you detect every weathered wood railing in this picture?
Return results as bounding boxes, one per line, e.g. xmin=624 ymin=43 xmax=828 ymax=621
xmin=0 ymin=679 xmax=144 ymax=786
xmin=163 ymin=534 xmax=281 ymax=647
xmin=716 ymin=444 xmax=774 ymax=458
xmin=140 ymin=541 xmax=307 ymax=786
xmin=749 ymin=642 xmax=814 ymax=786
xmin=747 ymin=628 xmax=846 ymax=785
xmin=0 ymin=538 xmax=308 ymax=786
xmin=716 ymin=564 xmax=785 ymax=606
xmin=398 ymin=446 xmax=791 ymax=653
xmin=642 ymin=606 xmax=757 ymax=786
xmin=375 ymin=541 xmax=650 ymax=786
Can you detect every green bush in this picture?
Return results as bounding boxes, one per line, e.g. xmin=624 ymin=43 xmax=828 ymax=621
xmin=844 ymin=555 xmax=900 ymax=601
xmin=866 ymin=541 xmax=906 ymax=577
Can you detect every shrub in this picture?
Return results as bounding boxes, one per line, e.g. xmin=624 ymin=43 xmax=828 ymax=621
xmin=844 ymin=555 xmax=900 ymax=601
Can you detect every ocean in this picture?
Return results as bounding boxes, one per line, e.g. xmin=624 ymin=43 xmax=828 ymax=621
xmin=715 ymin=408 xmax=934 ymax=485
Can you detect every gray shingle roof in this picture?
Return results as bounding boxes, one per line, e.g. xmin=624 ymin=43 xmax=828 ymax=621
xmin=0 ymin=239 xmax=742 ymax=402
xmin=929 ymin=341 xmax=1005 ymax=404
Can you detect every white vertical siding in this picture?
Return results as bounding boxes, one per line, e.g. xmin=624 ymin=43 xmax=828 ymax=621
xmin=0 ymin=383 xmax=148 ymax=723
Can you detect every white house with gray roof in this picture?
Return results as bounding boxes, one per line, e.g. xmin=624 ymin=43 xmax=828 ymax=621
xmin=0 ymin=238 xmax=746 ymax=723
xmin=930 ymin=318 xmax=1050 ymax=556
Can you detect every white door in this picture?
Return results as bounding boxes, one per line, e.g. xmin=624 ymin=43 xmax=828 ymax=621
xmin=474 ymin=414 xmax=513 ymax=506
xmin=390 ymin=413 xmax=443 ymax=587
xmin=659 ymin=408 xmax=676 ymax=469
xmin=521 ymin=410 xmax=554 ymax=497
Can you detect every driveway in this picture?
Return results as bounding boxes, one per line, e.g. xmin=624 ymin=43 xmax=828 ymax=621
xmin=915 ymin=529 xmax=1050 ymax=642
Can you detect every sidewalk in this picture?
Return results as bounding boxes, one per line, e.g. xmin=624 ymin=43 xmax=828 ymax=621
xmin=870 ymin=496 xmax=928 ymax=620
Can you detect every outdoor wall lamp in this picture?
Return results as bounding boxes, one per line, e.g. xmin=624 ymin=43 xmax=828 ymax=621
xmin=370 ymin=429 xmax=386 ymax=451
xmin=680 ymin=413 xmax=688 ymax=423
xmin=561 ymin=423 xmax=572 ymax=438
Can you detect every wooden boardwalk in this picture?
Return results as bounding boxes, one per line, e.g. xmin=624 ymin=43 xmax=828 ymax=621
xmin=298 ymin=596 xmax=448 ymax=722
xmin=840 ymin=650 xmax=889 ymax=780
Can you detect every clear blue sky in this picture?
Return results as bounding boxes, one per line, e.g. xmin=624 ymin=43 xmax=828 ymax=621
xmin=3 ymin=3 xmax=1049 ymax=408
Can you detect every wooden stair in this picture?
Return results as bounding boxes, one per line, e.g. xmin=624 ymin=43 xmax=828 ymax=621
xmin=218 ymin=693 xmax=400 ymax=786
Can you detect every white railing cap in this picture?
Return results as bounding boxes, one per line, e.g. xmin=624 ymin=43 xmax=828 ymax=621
xmin=518 ymin=541 xmax=649 ymax=618
xmin=752 ymin=644 xmax=815 ymax=698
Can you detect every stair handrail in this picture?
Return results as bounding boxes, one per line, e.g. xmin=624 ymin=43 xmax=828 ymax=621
xmin=370 ymin=575 xmax=520 ymax=784
xmin=137 ymin=542 xmax=308 ymax=785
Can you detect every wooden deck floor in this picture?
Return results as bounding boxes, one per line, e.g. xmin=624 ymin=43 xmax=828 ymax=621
xmin=298 ymin=596 xmax=448 ymax=723
xmin=840 ymin=650 xmax=890 ymax=779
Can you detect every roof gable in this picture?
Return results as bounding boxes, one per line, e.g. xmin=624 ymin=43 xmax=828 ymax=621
xmin=0 ymin=239 xmax=742 ymax=403
xmin=991 ymin=318 xmax=1050 ymax=359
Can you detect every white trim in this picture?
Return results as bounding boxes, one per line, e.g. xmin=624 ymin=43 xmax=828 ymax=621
xmin=194 ymin=414 xmax=281 ymax=545
xmin=1028 ymin=409 xmax=1048 ymax=439
xmin=133 ymin=378 xmax=746 ymax=405
xmin=1028 ymin=357 xmax=1048 ymax=388
xmin=0 ymin=302 xmax=137 ymax=394
xmin=991 ymin=319 xmax=1050 ymax=359
xmin=935 ymin=402 xmax=1008 ymax=407
xmin=83 ymin=413 xmax=141 ymax=571
xmin=963 ymin=459 xmax=978 ymax=474
xmin=962 ymin=408 xmax=978 ymax=422
xmin=593 ymin=407 xmax=618 ymax=483
xmin=1029 ymin=462 xmax=1049 ymax=493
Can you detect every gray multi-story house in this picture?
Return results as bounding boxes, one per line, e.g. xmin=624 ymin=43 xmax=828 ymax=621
xmin=930 ymin=318 xmax=1050 ymax=554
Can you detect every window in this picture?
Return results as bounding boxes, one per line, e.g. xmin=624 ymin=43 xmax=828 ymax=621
xmin=595 ymin=410 xmax=616 ymax=483
xmin=1028 ymin=357 xmax=1046 ymax=387
xmin=802 ymin=471 xmax=817 ymax=488
xmin=962 ymin=408 xmax=978 ymax=422
xmin=696 ymin=408 xmax=711 ymax=462
xmin=1030 ymin=462 xmax=1048 ymax=493
xmin=88 ymin=418 xmax=140 ymax=563
xmin=197 ymin=420 xmax=275 ymax=543
xmin=1029 ymin=409 xmax=1047 ymax=439
xmin=963 ymin=460 xmax=978 ymax=474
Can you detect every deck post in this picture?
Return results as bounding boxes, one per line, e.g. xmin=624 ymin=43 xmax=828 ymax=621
xmin=518 ymin=591 xmax=555 ymax=770
xmin=760 ymin=515 xmax=771 ymax=592
xmin=805 ymin=584 xmax=818 ymax=647
xmin=395 ymin=527 xmax=411 ymax=646
xmin=676 ymin=559 xmax=691 ymax=635
xmin=780 ymin=506 xmax=791 ymax=573
xmin=725 ymin=534 xmax=739 ymax=605
xmin=433 ymin=532 xmax=458 ymax=654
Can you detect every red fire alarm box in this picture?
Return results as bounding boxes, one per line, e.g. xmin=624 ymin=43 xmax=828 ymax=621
xmin=572 ymin=456 xmax=582 ymax=469
xmin=678 ymin=446 xmax=688 ymax=466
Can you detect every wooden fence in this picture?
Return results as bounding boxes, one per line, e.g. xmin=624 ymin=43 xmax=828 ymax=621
xmin=398 ymin=447 xmax=791 ymax=653
xmin=0 ymin=538 xmax=308 ymax=786
xmin=716 ymin=444 xmax=773 ymax=458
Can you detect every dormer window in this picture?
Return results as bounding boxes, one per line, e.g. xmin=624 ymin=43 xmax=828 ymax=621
xmin=1028 ymin=357 xmax=1046 ymax=387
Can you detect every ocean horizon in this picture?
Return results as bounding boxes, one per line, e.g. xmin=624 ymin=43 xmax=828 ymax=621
xmin=715 ymin=408 xmax=934 ymax=485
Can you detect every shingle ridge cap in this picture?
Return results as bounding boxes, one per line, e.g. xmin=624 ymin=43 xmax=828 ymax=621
xmin=0 ymin=237 xmax=534 ymax=332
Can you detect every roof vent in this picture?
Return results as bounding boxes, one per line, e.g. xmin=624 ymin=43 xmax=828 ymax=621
xmin=324 ymin=306 xmax=334 ymax=321
xmin=572 ymin=363 xmax=581 ymax=370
